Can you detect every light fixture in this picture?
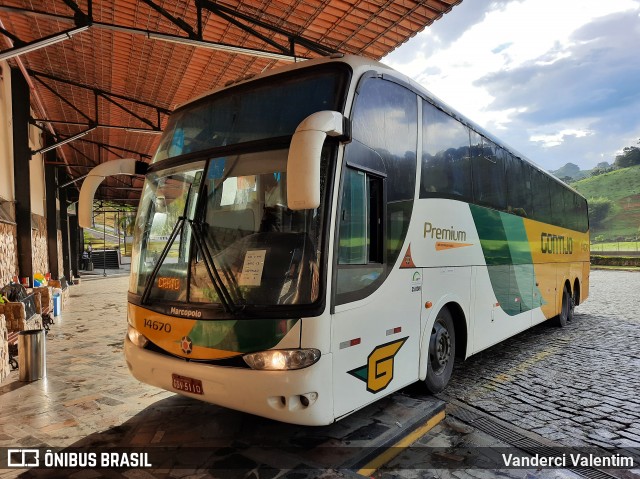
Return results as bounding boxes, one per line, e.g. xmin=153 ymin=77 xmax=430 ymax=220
xmin=125 ymin=128 xmax=163 ymax=134
xmin=148 ymin=32 xmax=297 ymax=62
xmin=33 ymin=126 xmax=95 ymax=155
xmin=0 ymin=25 xmax=90 ymax=62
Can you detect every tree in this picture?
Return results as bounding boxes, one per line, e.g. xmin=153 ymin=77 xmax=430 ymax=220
xmin=588 ymin=197 xmax=615 ymax=228
xmin=118 ymin=214 xmax=135 ymax=255
xmin=614 ymin=146 xmax=640 ymax=168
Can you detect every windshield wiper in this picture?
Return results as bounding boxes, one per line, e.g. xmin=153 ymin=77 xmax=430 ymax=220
xmin=189 ymin=219 xmax=241 ymax=314
xmin=141 ymin=216 xmax=185 ymax=305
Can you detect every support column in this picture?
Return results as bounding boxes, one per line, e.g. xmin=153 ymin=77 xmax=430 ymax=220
xmin=45 ymin=159 xmax=60 ymax=280
xmin=58 ymin=170 xmax=71 ymax=280
xmin=11 ymin=68 xmax=32 ymax=281
xmin=69 ymin=214 xmax=79 ymax=278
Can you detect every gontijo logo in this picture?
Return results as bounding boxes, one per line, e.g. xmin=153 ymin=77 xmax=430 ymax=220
xmin=540 ymin=232 xmax=573 ymax=254
xmin=348 ymin=337 xmax=408 ymax=393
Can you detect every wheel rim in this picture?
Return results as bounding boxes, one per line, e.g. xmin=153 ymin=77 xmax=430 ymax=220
xmin=429 ymin=320 xmax=451 ymax=375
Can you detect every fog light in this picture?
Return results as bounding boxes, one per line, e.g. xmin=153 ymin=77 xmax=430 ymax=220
xmin=127 ymin=325 xmax=149 ymax=348
xmin=243 ymin=349 xmax=320 ymax=370
xmin=299 ymin=392 xmax=318 ymax=407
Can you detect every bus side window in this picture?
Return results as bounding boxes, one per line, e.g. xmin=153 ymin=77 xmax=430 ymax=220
xmin=421 ymin=101 xmax=472 ymax=202
xmin=335 ymin=75 xmax=417 ymax=306
xmin=336 ymin=167 xmax=385 ymax=300
xmin=505 ymin=153 xmax=532 ymax=217
xmin=471 ymin=134 xmax=507 ymax=211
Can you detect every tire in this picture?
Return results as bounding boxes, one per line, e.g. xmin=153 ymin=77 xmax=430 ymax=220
xmin=556 ymin=285 xmax=572 ymax=327
xmin=571 ymin=287 xmax=579 ymax=320
xmin=425 ymin=307 xmax=456 ymax=393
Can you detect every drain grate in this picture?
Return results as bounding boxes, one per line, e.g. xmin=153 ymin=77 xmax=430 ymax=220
xmin=471 ymin=417 xmax=527 ymax=444
xmin=448 ymin=403 xmax=620 ymax=479
xmin=570 ymin=467 xmax=621 ymax=479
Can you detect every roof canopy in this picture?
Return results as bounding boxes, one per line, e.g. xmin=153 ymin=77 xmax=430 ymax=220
xmin=0 ymin=0 xmax=461 ymax=204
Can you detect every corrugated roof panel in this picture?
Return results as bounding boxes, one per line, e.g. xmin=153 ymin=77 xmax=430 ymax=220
xmin=0 ymin=0 xmax=461 ymax=203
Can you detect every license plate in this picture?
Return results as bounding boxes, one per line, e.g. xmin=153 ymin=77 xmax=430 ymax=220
xmin=172 ymin=374 xmax=204 ymax=395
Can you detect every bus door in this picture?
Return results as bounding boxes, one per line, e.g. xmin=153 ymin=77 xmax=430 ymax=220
xmin=330 ymin=166 xmax=421 ymax=420
xmin=329 ymin=74 xmax=421 ymax=419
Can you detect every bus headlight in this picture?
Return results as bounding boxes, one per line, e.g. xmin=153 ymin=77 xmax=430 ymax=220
xmin=243 ymin=349 xmax=320 ymax=370
xmin=127 ymin=325 xmax=149 ymax=348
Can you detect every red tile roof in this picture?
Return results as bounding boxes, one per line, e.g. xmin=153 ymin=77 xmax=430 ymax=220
xmin=1 ymin=0 xmax=461 ymax=203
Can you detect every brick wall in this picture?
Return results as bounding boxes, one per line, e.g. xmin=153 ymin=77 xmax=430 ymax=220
xmin=0 ymin=222 xmax=18 ymax=286
xmin=31 ymin=213 xmax=49 ymax=275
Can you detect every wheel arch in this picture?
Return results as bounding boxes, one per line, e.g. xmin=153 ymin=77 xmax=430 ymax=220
xmin=446 ymin=301 xmax=468 ymax=360
xmin=573 ymin=277 xmax=581 ymax=305
xmin=419 ymin=299 xmax=469 ymax=381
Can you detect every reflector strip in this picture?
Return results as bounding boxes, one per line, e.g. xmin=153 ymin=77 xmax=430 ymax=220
xmin=339 ymin=338 xmax=361 ymax=349
xmin=386 ymin=327 xmax=402 ymax=336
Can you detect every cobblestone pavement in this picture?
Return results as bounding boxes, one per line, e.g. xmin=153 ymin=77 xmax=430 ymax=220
xmin=1 ymin=270 xmax=638 ymax=479
xmin=438 ymin=270 xmax=640 ymax=450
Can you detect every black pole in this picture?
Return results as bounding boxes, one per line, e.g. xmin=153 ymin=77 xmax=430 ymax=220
xmin=103 ymin=210 xmax=106 ymax=277
xmin=11 ymin=68 xmax=33 ymax=283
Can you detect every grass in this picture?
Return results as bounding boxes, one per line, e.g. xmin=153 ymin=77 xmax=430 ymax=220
xmin=572 ymin=165 xmax=640 ymax=240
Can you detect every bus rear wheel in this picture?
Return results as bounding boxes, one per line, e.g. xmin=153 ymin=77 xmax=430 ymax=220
xmin=425 ymin=308 xmax=456 ymax=393
xmin=556 ymin=285 xmax=572 ymax=327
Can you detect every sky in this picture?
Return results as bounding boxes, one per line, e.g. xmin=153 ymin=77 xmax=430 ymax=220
xmin=384 ymin=0 xmax=640 ymax=172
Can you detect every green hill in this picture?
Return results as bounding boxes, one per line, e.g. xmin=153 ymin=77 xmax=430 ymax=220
xmin=550 ymin=162 xmax=589 ymax=181
xmin=572 ymin=165 xmax=640 ymax=240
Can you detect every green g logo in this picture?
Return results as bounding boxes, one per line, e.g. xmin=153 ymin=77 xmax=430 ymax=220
xmin=348 ymin=337 xmax=408 ymax=393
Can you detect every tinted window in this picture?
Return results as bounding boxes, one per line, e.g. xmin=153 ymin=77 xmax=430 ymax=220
xmin=351 ymin=76 xmax=417 ymax=269
xmin=531 ymin=169 xmax=552 ymax=224
xmin=336 ymin=77 xmax=417 ymax=305
xmin=562 ymin=188 xmax=576 ymax=230
xmin=505 ymin=153 xmax=532 ymax=217
xmin=338 ymin=168 xmax=369 ymax=265
xmin=472 ymin=134 xmax=507 ymax=210
xmin=421 ymin=102 xmax=472 ymax=201
xmin=154 ymin=67 xmax=349 ymax=162
xmin=351 ymin=77 xmax=417 ymax=202
xmin=550 ymin=180 xmax=566 ymax=227
xmin=578 ymin=197 xmax=589 ymax=232
xmin=336 ymin=167 xmax=384 ymax=300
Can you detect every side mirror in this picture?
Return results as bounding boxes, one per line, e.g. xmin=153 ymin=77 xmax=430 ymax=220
xmin=78 ymin=158 xmax=148 ymax=228
xmin=287 ymin=111 xmax=347 ymax=210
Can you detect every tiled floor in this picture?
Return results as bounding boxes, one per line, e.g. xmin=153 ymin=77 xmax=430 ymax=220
xmin=0 ymin=275 xmax=173 ymax=450
xmin=0 ymin=275 xmax=443 ymax=478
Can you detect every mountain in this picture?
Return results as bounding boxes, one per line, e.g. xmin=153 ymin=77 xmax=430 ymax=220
xmin=550 ymin=162 xmax=590 ymax=181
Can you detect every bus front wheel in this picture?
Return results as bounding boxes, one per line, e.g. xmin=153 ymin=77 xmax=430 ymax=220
xmin=425 ymin=308 xmax=456 ymax=393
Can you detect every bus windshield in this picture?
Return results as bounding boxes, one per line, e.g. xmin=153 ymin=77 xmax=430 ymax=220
xmin=153 ymin=66 xmax=349 ymax=163
xmin=130 ymin=147 xmax=333 ymax=313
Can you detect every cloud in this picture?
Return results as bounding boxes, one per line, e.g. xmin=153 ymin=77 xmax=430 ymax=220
xmin=384 ymin=0 xmax=640 ymax=170
xmin=477 ymin=11 xmax=640 ymax=124
xmin=475 ymin=9 xmax=640 ymax=166
xmin=530 ymin=129 xmax=594 ymax=148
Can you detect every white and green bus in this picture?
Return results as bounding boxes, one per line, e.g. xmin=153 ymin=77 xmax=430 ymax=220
xmin=79 ymin=55 xmax=589 ymax=426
